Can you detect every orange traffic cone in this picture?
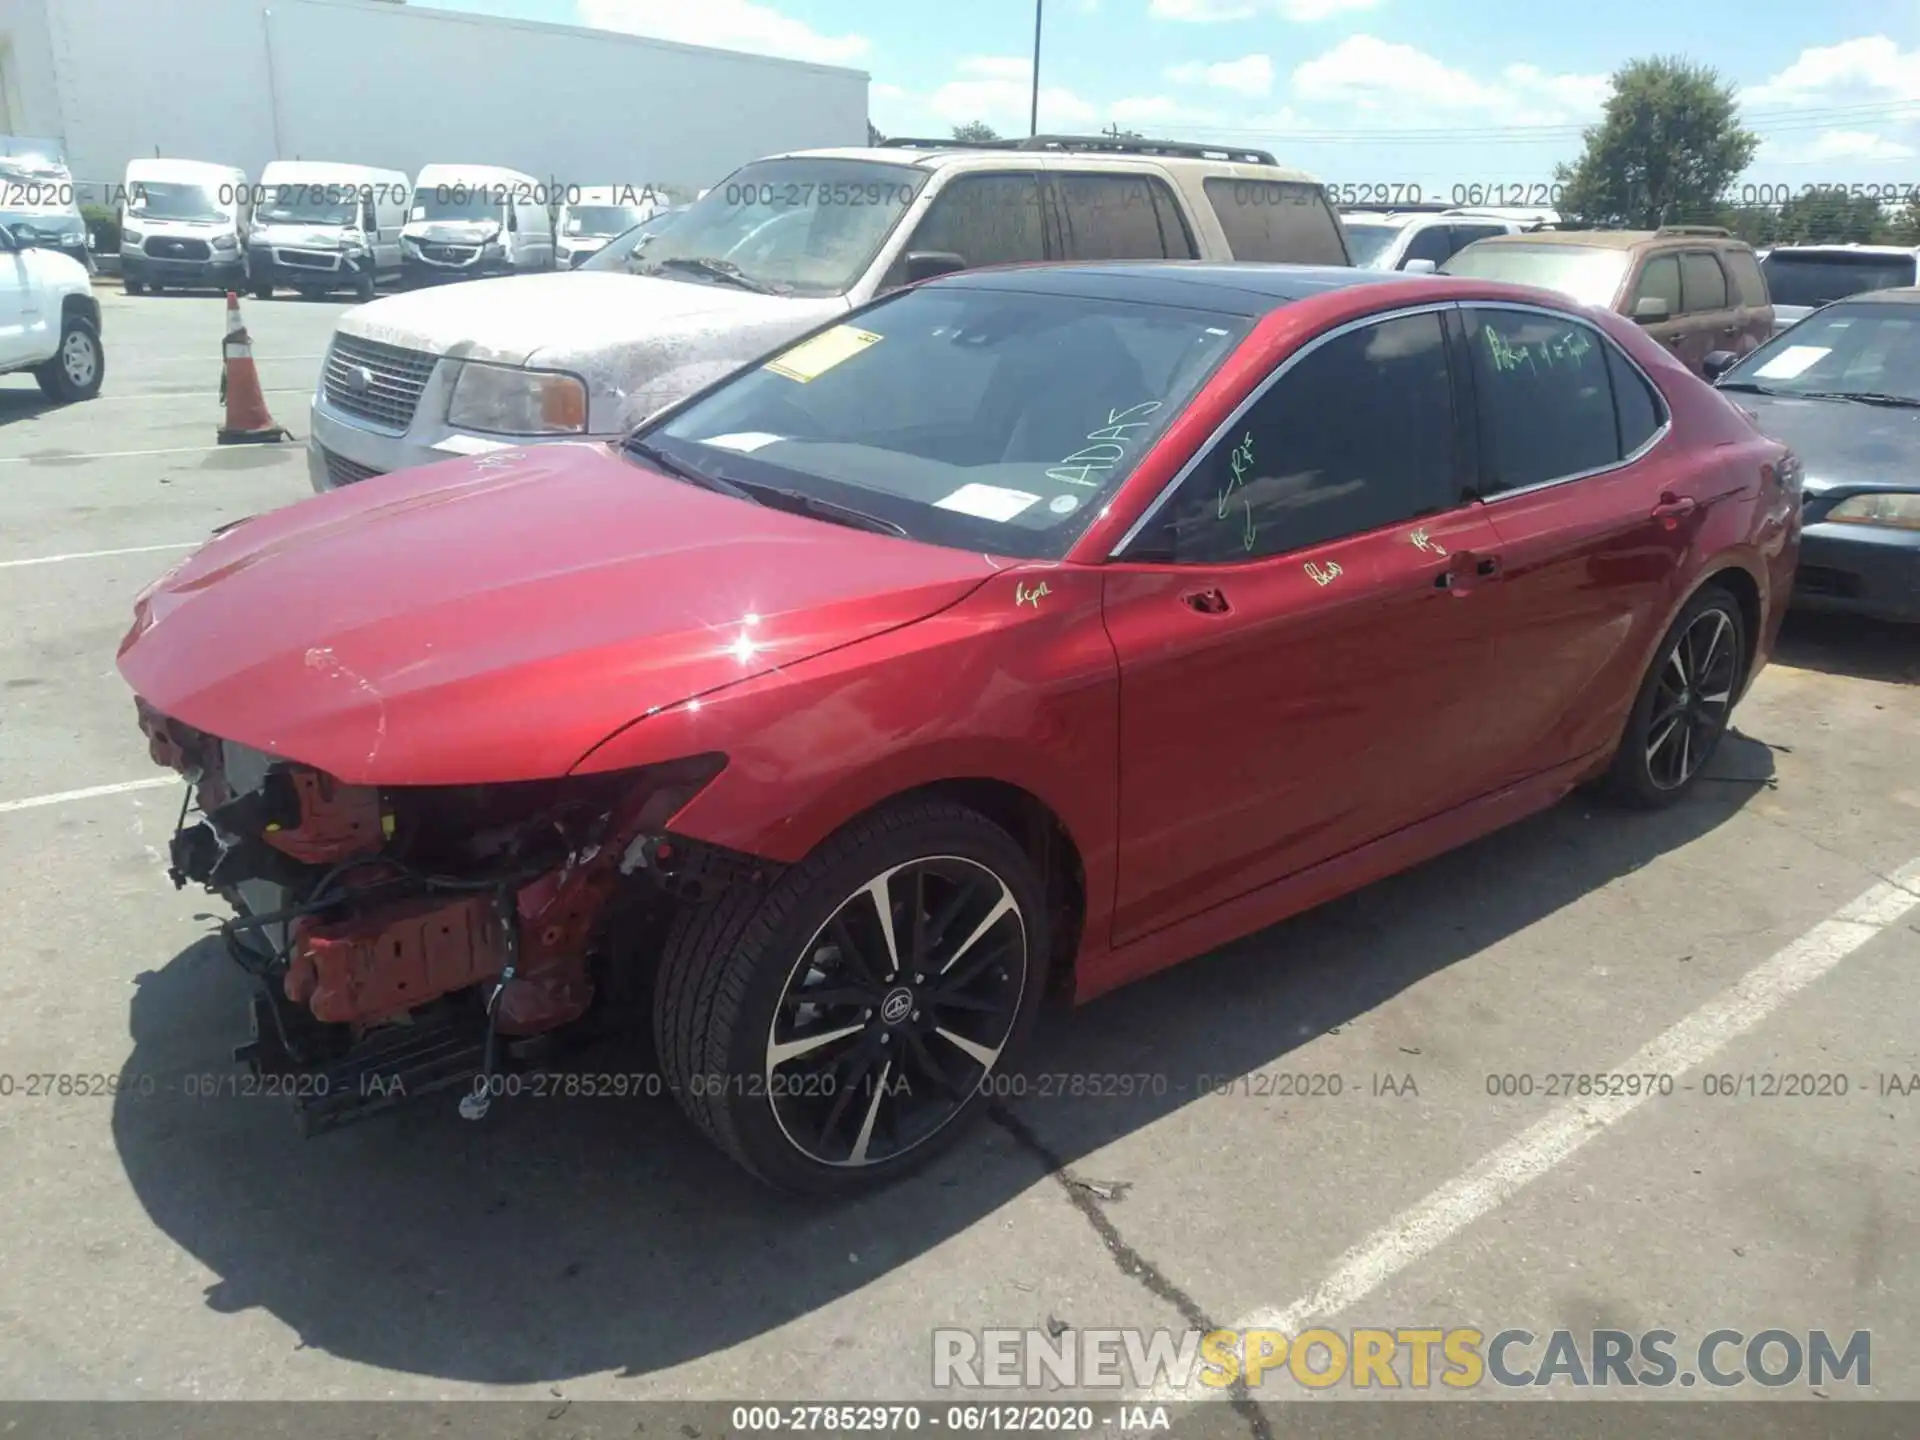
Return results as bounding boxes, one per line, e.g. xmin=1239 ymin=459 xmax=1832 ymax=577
xmin=217 ymin=292 xmax=289 ymax=445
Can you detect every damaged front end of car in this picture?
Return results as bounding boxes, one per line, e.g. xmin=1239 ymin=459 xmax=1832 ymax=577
xmin=135 ymin=697 xmax=749 ymax=1134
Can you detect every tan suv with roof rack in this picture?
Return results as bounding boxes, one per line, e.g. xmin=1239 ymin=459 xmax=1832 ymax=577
xmin=1439 ymin=225 xmax=1772 ymax=378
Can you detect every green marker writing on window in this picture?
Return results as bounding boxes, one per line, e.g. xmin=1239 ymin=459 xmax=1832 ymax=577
xmin=1216 ymin=431 xmax=1258 ymax=551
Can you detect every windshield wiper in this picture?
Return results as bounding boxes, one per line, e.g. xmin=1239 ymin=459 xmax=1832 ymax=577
xmin=1795 ymin=390 xmax=1920 ymax=409
xmin=624 ymin=439 xmax=902 ymax=535
xmin=640 ymin=256 xmax=784 ymax=294
xmin=1715 ymin=380 xmax=1779 ymax=395
xmin=623 ymin=437 xmax=756 ymax=500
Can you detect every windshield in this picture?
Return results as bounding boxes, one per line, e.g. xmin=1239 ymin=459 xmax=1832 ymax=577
xmin=635 ymin=283 xmax=1249 ymax=560
xmin=629 ymin=158 xmax=927 ymax=298
xmin=1719 ymin=302 xmax=1920 ymax=403
xmin=127 ymin=181 xmax=226 ymax=223
xmin=1343 ymin=223 xmax=1401 ymax=267
xmin=411 ymin=185 xmax=502 ymax=224
xmin=1441 ymin=243 xmax=1630 ymax=307
xmin=565 ymin=205 xmax=650 ymax=237
xmin=258 ymin=185 xmax=357 ymax=226
xmin=0 ymin=159 xmax=73 ymax=215
xmin=1762 ymin=252 xmax=1917 ymax=309
xmin=580 ymin=208 xmax=684 ymax=270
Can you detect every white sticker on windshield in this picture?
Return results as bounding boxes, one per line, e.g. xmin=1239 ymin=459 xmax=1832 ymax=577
xmin=1050 ymin=494 xmax=1081 ymax=515
xmin=934 ymin=484 xmax=1042 ymax=522
xmin=701 ymin=431 xmax=784 ymax=454
xmin=1753 ymin=345 xmax=1831 ymax=380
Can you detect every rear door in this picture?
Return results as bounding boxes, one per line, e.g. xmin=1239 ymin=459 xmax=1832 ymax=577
xmin=1103 ymin=305 xmax=1507 ymax=945
xmin=1460 ymin=303 xmax=1696 ymax=781
xmin=1718 ymin=245 xmax=1773 ymax=355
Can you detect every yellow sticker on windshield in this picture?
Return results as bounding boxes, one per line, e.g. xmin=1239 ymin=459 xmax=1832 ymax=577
xmin=764 ymin=325 xmax=882 ymax=383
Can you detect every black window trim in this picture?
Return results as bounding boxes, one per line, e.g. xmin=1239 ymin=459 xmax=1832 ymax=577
xmin=1458 ymin=301 xmax=1674 ymax=505
xmin=1109 ymin=298 xmax=1463 ymax=558
xmin=1109 ymin=298 xmax=1675 ymax=556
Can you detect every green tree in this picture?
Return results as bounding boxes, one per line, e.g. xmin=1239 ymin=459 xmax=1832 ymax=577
xmin=951 ymin=120 xmax=1002 ymax=143
xmin=1556 ymin=57 xmax=1758 ymax=228
xmin=1764 ymin=192 xmax=1888 ymax=245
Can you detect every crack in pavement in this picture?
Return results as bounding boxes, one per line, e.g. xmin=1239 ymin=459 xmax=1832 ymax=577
xmin=988 ymin=1104 xmax=1271 ymax=1440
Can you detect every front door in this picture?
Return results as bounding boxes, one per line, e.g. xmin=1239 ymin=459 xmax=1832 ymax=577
xmin=1457 ymin=304 xmax=1699 ymax=781
xmin=0 ymin=241 xmax=40 ymax=367
xmin=1103 ymin=306 xmax=1508 ymax=946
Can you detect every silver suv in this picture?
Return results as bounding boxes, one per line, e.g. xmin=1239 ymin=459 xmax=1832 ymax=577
xmin=310 ymin=134 xmax=1350 ymax=492
xmin=1341 ymin=206 xmax=1546 ymax=273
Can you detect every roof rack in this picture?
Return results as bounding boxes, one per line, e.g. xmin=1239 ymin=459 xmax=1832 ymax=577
xmin=1655 ymin=224 xmax=1730 ymax=237
xmin=877 ymin=134 xmax=1279 ymax=166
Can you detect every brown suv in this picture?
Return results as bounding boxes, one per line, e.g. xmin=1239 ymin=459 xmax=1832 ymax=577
xmin=1439 ymin=225 xmax=1773 ymax=377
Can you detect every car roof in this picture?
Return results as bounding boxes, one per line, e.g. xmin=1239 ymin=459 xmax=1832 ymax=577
xmin=1831 ymin=286 xmax=1920 ymax=305
xmin=765 ymin=145 xmax=1321 ymax=185
xmin=1765 ymin=243 xmax=1920 ymax=258
xmin=928 ymin=260 xmax=1428 ymax=315
xmin=1465 ymin=228 xmax=1748 ymax=252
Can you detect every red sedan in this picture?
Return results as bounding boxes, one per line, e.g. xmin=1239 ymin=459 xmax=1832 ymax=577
xmin=119 ymin=262 xmax=1801 ymax=1193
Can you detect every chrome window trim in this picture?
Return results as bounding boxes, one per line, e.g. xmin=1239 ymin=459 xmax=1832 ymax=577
xmin=1107 ymin=299 xmax=1459 ymax=557
xmin=1459 ymin=301 xmax=1674 ymax=505
xmin=1108 ymin=297 xmax=1676 ymax=556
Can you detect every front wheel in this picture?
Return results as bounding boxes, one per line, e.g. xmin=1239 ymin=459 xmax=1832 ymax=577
xmin=251 ymin=281 xmax=274 ymax=301
xmin=123 ymin=277 xmax=145 ymax=296
xmin=654 ymin=800 xmax=1049 ymax=1194
xmin=1603 ymin=584 xmax=1746 ymax=808
xmin=34 ymin=314 xmax=104 ymax=403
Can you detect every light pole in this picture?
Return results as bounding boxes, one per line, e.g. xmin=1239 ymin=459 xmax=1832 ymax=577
xmin=1029 ymin=0 xmax=1043 ymax=137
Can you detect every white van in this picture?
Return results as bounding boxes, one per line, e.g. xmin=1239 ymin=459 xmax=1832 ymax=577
xmin=402 ymin=164 xmax=555 ymax=285
xmin=556 ymin=184 xmax=662 ymax=269
xmin=118 ymin=158 xmax=248 ymax=294
xmin=247 ymin=161 xmax=410 ymax=301
xmin=0 ymin=152 xmax=90 ymax=274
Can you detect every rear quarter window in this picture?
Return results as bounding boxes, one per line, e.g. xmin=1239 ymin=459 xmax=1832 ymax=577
xmin=1721 ymin=247 xmax=1768 ymax=307
xmin=1203 ymin=177 xmax=1349 ymax=265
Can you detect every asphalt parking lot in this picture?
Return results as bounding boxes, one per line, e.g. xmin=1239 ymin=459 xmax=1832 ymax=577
xmin=1 ymin=283 xmax=1918 ymax=1426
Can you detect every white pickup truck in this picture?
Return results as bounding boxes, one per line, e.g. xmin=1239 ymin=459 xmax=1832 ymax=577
xmin=0 ymin=219 xmax=102 ymax=402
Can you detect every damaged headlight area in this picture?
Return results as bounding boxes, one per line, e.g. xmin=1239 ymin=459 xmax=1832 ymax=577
xmin=134 ymin=696 xmax=752 ymax=1134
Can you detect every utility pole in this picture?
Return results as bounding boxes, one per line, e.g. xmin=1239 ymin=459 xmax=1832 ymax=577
xmin=1029 ymin=0 xmax=1043 ymax=138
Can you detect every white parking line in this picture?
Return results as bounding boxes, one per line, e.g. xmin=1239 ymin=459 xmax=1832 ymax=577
xmin=1146 ymin=854 xmax=1920 ymax=1398
xmin=0 ymin=442 xmax=300 ymax=464
xmin=0 ymin=776 xmax=180 ymax=814
xmin=0 ymin=541 xmax=198 ymax=569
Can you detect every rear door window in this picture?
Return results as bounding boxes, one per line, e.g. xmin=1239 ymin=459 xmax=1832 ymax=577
xmin=1052 ymin=172 xmax=1197 ymax=260
xmin=1679 ymin=251 xmax=1729 ymax=314
xmin=1203 ymin=177 xmax=1349 ymax=265
xmin=1463 ymin=306 xmax=1626 ymax=492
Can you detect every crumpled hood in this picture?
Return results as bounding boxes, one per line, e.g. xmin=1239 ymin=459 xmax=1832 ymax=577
xmin=402 ymin=219 xmax=499 ymax=244
xmin=251 ymin=223 xmax=345 ymax=249
xmin=338 ymin=270 xmax=848 ymax=425
xmin=118 ymin=442 xmax=997 ymax=786
xmin=1736 ymin=391 xmax=1920 ymax=492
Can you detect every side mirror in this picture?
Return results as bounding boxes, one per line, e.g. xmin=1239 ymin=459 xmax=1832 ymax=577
xmin=1703 ymin=350 xmax=1739 ymax=382
xmin=904 ymin=250 xmax=967 ymax=283
xmin=1633 ymin=295 xmax=1672 ymax=324
xmin=1401 ymin=258 xmax=1437 ymax=275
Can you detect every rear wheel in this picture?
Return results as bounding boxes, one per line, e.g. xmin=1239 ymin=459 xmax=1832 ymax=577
xmin=33 ymin=314 xmax=103 ymax=403
xmin=251 ymin=280 xmax=274 ymax=301
xmin=123 ymin=277 xmax=145 ymax=296
xmin=654 ymin=800 xmax=1048 ymax=1194
xmin=1603 ymin=584 xmax=1745 ymax=808
xmin=354 ymin=271 xmax=376 ymax=302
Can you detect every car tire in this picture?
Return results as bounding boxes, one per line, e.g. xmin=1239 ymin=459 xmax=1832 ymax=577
xmin=298 ymin=286 xmax=322 ymax=301
xmin=251 ymin=281 xmax=274 ymax=301
xmin=123 ymin=278 xmax=145 ymax=296
xmin=653 ymin=799 xmax=1050 ymax=1195
xmin=354 ymin=272 xmax=376 ymax=302
xmin=33 ymin=313 xmax=104 ymax=403
xmin=1602 ymin=583 xmax=1746 ymax=809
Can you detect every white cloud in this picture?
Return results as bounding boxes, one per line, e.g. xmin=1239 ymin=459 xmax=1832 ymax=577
xmin=1166 ymin=54 xmax=1274 ymax=96
xmin=577 ymin=0 xmax=870 ymax=66
xmin=1150 ymin=0 xmax=1378 ymax=21
xmin=1292 ymin=35 xmax=1605 ymax=123
xmin=1743 ymin=36 xmax=1920 ymax=107
xmin=1759 ymin=130 xmax=1917 ymax=164
xmin=896 ymin=55 xmax=1101 ymax=135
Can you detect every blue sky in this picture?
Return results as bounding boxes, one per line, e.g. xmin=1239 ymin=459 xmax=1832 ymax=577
xmin=438 ymin=0 xmax=1920 ymax=194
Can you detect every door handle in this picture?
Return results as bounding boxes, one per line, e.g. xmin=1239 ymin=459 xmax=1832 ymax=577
xmin=1652 ymin=492 xmax=1698 ymax=529
xmin=1432 ymin=552 xmax=1500 ymax=590
xmin=1182 ymin=587 xmax=1231 ymax=615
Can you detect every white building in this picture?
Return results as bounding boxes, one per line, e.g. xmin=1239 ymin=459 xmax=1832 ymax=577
xmin=0 ymin=0 xmax=868 ymax=195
